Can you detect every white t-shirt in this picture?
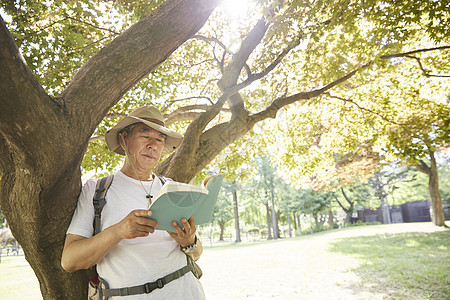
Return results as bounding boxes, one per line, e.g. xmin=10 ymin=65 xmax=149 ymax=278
xmin=67 ymin=171 xmax=205 ymax=299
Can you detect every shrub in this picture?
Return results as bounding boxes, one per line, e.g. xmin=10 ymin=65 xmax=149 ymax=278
xmin=247 ymin=227 xmax=260 ymax=234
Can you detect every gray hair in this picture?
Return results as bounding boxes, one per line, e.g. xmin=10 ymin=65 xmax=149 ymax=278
xmin=119 ymin=123 xmax=167 ymax=140
xmin=119 ymin=123 xmax=139 ymax=137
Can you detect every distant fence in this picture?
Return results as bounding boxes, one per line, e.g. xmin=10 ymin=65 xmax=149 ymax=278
xmin=356 ymin=200 xmax=449 ymax=224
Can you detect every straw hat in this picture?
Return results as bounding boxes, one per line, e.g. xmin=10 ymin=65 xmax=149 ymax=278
xmin=105 ymin=106 xmax=183 ymax=155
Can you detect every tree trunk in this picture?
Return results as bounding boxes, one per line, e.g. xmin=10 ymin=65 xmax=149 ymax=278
xmin=218 ymin=220 xmax=225 ymax=241
xmin=232 ymin=183 xmax=241 ymax=243
xmin=372 ymin=173 xmax=391 ymax=224
xmin=270 ymin=189 xmax=279 ymax=239
xmin=382 ymin=199 xmax=392 ymax=224
xmin=327 ymin=209 xmax=334 ymax=228
xmin=293 ymin=212 xmax=297 ymax=231
xmin=0 ymin=1 xmax=221 ymax=298
xmin=336 ymin=188 xmax=354 ymax=224
xmin=416 ymin=150 xmax=446 ymax=226
xmin=287 ymin=213 xmax=292 ymax=237
xmin=265 ymin=202 xmax=272 ymax=239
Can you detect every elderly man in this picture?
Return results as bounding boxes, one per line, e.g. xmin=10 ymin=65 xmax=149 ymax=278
xmin=61 ymin=106 xmax=204 ymax=299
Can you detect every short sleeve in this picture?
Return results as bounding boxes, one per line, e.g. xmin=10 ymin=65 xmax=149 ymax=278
xmin=66 ymin=178 xmax=98 ymax=238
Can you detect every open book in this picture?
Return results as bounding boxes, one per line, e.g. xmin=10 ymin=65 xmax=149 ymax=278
xmin=147 ymin=174 xmax=225 ymax=232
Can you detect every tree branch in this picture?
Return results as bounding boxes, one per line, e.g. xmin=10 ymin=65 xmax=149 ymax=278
xmin=140 ymin=0 xmax=157 ymax=19
xmin=404 ymin=55 xmax=450 ymax=78
xmin=58 ymin=0 xmax=223 ymax=135
xmin=0 ymin=15 xmax=65 ymax=162
xmin=323 ymin=92 xmax=406 ymax=126
xmin=21 ymin=15 xmax=120 ymax=40
xmin=242 ymin=34 xmax=304 ymax=86
xmin=172 ymin=58 xmax=215 ymax=69
xmin=65 ymin=16 xmax=119 ymax=35
xmin=192 ymin=35 xmax=231 ymax=55
xmin=340 ymin=187 xmax=353 ymax=207
xmin=380 ymin=45 xmax=450 ymax=78
xmin=165 ymin=111 xmax=203 ymax=125
xmin=71 ymin=35 xmax=116 ymax=52
xmin=415 ymin=159 xmax=431 ymax=175
xmin=218 ymin=18 xmax=269 ymax=92
xmin=192 ymin=35 xmax=231 ymax=73
xmin=334 ymin=195 xmax=350 ymax=213
xmin=251 ymin=63 xmax=372 ymax=122
xmin=379 ymin=45 xmax=450 ymax=59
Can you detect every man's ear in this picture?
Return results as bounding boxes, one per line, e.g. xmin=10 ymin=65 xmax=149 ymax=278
xmin=119 ymin=133 xmax=126 ymax=149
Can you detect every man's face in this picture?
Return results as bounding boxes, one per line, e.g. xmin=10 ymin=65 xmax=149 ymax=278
xmin=123 ymin=123 xmax=166 ymax=172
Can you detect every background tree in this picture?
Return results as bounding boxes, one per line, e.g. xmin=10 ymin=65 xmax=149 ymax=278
xmin=246 ymin=170 xmax=274 ymax=239
xmin=275 ymin=23 xmax=449 ymax=226
xmin=241 ymin=175 xmax=268 ymax=231
xmin=254 ymin=155 xmax=281 ymax=239
xmin=221 ymin=180 xmax=242 ymax=242
xmin=278 ymin=181 xmax=300 ymax=237
xmin=334 ymin=182 xmax=372 ymax=224
xmin=211 ymin=184 xmax=233 ymax=241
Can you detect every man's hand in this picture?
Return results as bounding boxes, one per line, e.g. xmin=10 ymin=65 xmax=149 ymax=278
xmin=115 ymin=209 xmax=158 ymax=239
xmin=168 ymin=216 xmax=196 ymax=247
xmin=62 ymin=209 xmax=158 ymax=273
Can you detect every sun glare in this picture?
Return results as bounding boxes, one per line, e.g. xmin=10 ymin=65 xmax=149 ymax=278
xmin=223 ymin=0 xmax=252 ymax=18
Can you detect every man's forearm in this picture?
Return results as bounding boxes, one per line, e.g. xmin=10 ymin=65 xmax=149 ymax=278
xmin=61 ymin=225 xmax=122 ymax=273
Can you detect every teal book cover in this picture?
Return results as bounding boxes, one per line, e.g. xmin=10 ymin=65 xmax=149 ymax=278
xmin=148 ymin=174 xmax=225 ymax=232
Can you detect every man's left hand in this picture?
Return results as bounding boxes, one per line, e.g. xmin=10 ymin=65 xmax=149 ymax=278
xmin=168 ymin=216 xmax=196 ymax=248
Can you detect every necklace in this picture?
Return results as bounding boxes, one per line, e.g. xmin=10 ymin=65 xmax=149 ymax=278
xmin=139 ymin=175 xmax=155 ymax=201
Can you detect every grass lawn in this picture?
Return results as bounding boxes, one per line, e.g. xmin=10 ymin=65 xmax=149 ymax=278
xmin=0 ymin=222 xmax=448 ymax=299
xmin=0 ymin=255 xmax=42 ymax=299
xmin=329 ymin=227 xmax=450 ymax=299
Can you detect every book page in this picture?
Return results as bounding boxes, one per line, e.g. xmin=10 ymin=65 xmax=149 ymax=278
xmin=152 ymin=182 xmax=207 ymax=204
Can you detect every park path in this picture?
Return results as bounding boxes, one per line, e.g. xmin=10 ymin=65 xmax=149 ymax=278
xmin=199 ymin=223 xmax=445 ymax=299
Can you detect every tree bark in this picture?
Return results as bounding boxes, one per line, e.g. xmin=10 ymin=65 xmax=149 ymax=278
xmin=293 ymin=212 xmax=298 ymax=231
xmin=335 ymin=188 xmax=354 ymax=224
xmin=270 ymin=189 xmax=279 ymax=239
xmin=415 ymin=150 xmax=446 ymax=226
xmin=372 ymin=173 xmax=391 ymax=224
xmin=218 ymin=220 xmax=225 ymax=241
xmin=232 ymin=181 xmax=241 ymax=243
xmin=327 ymin=209 xmax=334 ymax=228
xmin=0 ymin=1 xmax=221 ymax=298
xmin=287 ymin=213 xmax=292 ymax=237
xmin=265 ymin=202 xmax=273 ymax=239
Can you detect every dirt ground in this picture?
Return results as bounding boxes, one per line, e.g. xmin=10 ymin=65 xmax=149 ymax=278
xmin=199 ymin=223 xmax=447 ymax=300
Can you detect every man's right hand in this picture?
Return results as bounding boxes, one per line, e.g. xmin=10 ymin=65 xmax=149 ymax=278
xmin=115 ymin=209 xmax=158 ymax=239
xmin=61 ymin=210 xmax=158 ymax=272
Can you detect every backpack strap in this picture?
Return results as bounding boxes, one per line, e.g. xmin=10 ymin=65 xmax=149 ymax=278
xmin=93 ymin=175 xmax=114 ymax=236
xmin=93 ymin=174 xmax=165 ymax=236
xmin=100 ymin=254 xmax=199 ymax=298
xmin=156 ymin=174 xmax=167 ymax=185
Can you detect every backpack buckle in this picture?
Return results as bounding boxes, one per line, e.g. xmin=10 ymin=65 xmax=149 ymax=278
xmin=156 ymin=278 xmax=164 ymax=289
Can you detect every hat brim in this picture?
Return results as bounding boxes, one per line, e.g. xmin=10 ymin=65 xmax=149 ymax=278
xmin=105 ymin=116 xmax=183 ymax=156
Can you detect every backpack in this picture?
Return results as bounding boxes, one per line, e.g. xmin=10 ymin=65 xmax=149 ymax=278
xmin=88 ymin=174 xmax=202 ymax=300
